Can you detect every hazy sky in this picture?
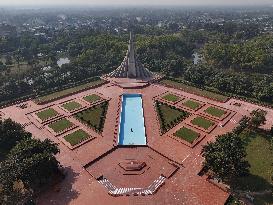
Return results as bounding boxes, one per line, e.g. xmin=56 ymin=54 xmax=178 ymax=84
xmin=0 ymin=0 xmax=272 ymax=6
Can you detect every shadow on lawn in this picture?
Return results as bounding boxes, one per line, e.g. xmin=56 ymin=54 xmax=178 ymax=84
xmin=241 ymin=129 xmax=272 ymax=147
xmin=253 ymin=193 xmax=273 ymax=205
xmin=37 ymin=166 xmax=80 ymax=204
xmin=231 ymin=174 xmax=273 ymax=205
xmin=232 ymin=174 xmax=272 ymax=192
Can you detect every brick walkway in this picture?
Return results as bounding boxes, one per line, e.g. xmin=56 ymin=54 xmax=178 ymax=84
xmin=1 ymin=81 xmax=272 ymax=205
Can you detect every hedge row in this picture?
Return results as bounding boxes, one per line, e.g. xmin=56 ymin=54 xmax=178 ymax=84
xmin=156 ymin=101 xmax=189 ymax=133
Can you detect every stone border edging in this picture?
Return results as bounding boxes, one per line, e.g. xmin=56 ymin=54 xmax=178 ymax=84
xmin=168 ymin=125 xmax=206 ymax=148
xmin=158 ymin=82 xmax=229 ymax=103
xmin=35 ymin=80 xmax=109 ymax=105
xmin=59 ymin=130 xmax=96 ymax=150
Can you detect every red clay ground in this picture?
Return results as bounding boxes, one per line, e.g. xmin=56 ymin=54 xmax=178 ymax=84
xmin=85 ymin=147 xmax=178 ymax=188
xmin=1 ymin=81 xmax=273 ymax=205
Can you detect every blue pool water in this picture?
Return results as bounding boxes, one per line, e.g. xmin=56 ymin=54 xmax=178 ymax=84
xmin=118 ymin=94 xmax=146 ymax=145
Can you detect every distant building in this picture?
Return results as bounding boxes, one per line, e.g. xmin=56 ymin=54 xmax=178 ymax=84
xmin=0 ymin=23 xmax=17 ymax=37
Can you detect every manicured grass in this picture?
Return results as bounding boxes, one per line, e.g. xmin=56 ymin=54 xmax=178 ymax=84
xmin=64 ymin=129 xmax=90 ymax=146
xmin=161 ymin=79 xmax=229 ymax=102
xmin=162 ymin=93 xmax=180 ymax=102
xmin=174 ymin=127 xmax=199 ymax=143
xmin=183 ymin=100 xmax=201 ymax=110
xmin=48 ymin=119 xmax=74 ymax=133
xmin=191 ymin=116 xmax=214 ymax=130
xmin=62 ymin=101 xmax=82 ymax=111
xmin=205 ymin=106 xmax=226 ymax=118
xmin=36 ymin=108 xmax=59 ymax=121
xmin=35 ymin=79 xmax=105 ymax=104
xmin=156 ymin=101 xmax=190 ymax=133
xmin=235 ymin=130 xmax=273 ymax=192
xmin=74 ymin=102 xmax=108 ymax=133
xmin=232 ymin=130 xmax=273 ymax=204
xmin=83 ymin=94 xmax=101 ymax=103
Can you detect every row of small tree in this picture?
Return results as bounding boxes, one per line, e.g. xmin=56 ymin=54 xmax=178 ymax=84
xmin=155 ymin=101 xmax=189 ymax=133
xmin=98 ymin=102 xmax=109 ymax=133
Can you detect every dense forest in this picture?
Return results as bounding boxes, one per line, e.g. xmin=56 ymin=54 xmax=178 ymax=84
xmin=0 ymin=7 xmax=273 ymax=107
xmin=202 ymin=35 xmax=273 ymax=72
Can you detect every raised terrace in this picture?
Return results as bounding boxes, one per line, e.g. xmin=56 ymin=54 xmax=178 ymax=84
xmin=1 ymin=33 xmax=273 ymax=205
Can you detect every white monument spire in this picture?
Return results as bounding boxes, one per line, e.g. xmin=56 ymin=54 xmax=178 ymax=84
xmin=127 ymin=32 xmax=137 ymax=78
xmin=106 ymin=32 xmax=155 ymax=80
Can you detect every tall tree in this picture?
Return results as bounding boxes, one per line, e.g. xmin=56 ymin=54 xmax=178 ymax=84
xmin=0 ymin=119 xmax=31 ymax=156
xmin=202 ymin=133 xmax=250 ymax=182
xmin=249 ymin=109 xmax=267 ymax=129
xmin=0 ymin=119 xmax=61 ymax=204
xmin=7 ymin=138 xmax=60 ymax=189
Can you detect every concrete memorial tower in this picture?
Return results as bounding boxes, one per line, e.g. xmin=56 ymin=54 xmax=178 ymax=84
xmin=106 ymin=32 xmax=155 ymax=80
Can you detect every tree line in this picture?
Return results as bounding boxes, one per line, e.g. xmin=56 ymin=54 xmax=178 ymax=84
xmin=202 ymin=35 xmax=273 ymax=72
xmin=182 ymin=64 xmax=273 ymax=105
xmin=0 ymin=30 xmax=197 ymax=106
xmin=1 ymin=28 xmax=272 ymax=108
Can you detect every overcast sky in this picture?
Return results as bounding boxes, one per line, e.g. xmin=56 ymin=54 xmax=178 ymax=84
xmin=0 ymin=0 xmax=272 ymax=6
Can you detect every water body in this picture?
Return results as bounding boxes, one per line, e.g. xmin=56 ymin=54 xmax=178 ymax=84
xmin=57 ymin=57 xmax=70 ymax=67
xmin=118 ymin=94 xmax=146 ymax=146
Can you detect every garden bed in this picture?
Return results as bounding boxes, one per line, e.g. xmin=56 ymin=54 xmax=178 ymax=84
xmin=161 ymin=93 xmax=181 ymax=103
xmin=155 ymin=101 xmax=190 ymax=133
xmin=204 ymin=106 xmax=226 ymax=118
xmin=83 ymin=94 xmax=102 ymax=103
xmin=73 ymin=101 xmax=108 ymax=133
xmin=174 ymin=127 xmax=200 ymax=144
xmin=62 ymin=101 xmax=82 ymax=111
xmin=36 ymin=108 xmax=59 ymax=121
xmin=35 ymin=79 xmax=106 ymax=104
xmin=183 ymin=100 xmax=202 ymax=110
xmin=160 ymin=79 xmax=229 ymax=102
xmin=64 ymin=129 xmax=91 ymax=146
xmin=48 ymin=119 xmax=74 ymax=133
xmin=191 ymin=116 xmax=215 ymax=130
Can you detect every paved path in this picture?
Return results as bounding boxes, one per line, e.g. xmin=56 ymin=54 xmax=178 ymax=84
xmin=1 ymin=81 xmax=272 ymax=205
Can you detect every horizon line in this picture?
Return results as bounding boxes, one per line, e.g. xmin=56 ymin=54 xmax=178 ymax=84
xmin=0 ymin=3 xmax=272 ymax=7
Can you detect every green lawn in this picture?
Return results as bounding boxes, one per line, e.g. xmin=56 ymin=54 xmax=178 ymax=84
xmin=162 ymin=93 xmax=180 ymax=102
xmin=232 ymin=130 xmax=273 ymax=205
xmin=83 ymin=94 xmax=101 ymax=103
xmin=174 ymin=127 xmax=200 ymax=143
xmin=183 ymin=100 xmax=201 ymax=110
xmin=156 ymin=101 xmax=190 ymax=133
xmin=161 ymin=79 xmax=229 ymax=102
xmin=48 ymin=119 xmax=74 ymax=133
xmin=205 ymin=106 xmax=226 ymax=118
xmin=191 ymin=116 xmax=215 ymax=130
xmin=35 ymin=79 xmax=105 ymax=104
xmin=64 ymin=129 xmax=90 ymax=146
xmin=62 ymin=101 xmax=82 ymax=111
xmin=74 ymin=102 xmax=108 ymax=133
xmin=36 ymin=108 xmax=59 ymax=121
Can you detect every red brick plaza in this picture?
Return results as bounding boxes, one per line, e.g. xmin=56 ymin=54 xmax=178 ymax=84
xmin=1 ymin=80 xmax=273 ymax=205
